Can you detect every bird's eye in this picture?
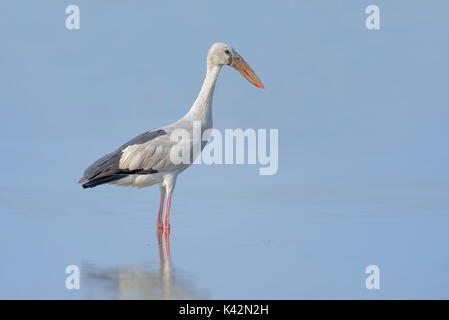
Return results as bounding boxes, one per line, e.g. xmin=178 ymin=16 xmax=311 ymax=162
xmin=224 ymin=49 xmax=230 ymax=54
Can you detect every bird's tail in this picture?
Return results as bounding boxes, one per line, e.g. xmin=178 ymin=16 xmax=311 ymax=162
xmin=81 ymin=174 xmax=127 ymax=189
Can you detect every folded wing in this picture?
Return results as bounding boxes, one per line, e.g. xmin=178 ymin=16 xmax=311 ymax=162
xmin=79 ymin=129 xmax=175 ymax=188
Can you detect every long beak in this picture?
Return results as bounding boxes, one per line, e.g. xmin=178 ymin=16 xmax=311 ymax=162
xmin=231 ymin=54 xmax=264 ymax=89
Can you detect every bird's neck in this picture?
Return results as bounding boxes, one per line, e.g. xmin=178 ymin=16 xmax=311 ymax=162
xmin=183 ymin=64 xmax=221 ymax=126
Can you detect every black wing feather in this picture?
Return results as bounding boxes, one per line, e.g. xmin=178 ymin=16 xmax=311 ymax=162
xmin=80 ymin=129 xmax=167 ymax=188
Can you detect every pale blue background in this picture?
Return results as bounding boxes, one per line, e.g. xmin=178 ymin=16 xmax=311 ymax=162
xmin=0 ymin=0 xmax=448 ymax=299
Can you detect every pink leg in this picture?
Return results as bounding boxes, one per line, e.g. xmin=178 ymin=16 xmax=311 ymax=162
xmin=156 ymin=189 xmax=165 ymax=230
xmin=163 ymin=194 xmax=172 ymax=231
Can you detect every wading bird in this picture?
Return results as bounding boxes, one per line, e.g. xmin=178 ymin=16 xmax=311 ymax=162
xmin=79 ymin=42 xmax=263 ymax=231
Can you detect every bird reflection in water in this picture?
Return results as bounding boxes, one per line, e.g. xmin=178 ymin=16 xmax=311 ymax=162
xmin=84 ymin=231 xmax=200 ymax=299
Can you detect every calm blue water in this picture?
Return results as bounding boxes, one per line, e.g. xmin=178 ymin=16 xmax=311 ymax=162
xmin=1 ymin=1 xmax=448 ymax=299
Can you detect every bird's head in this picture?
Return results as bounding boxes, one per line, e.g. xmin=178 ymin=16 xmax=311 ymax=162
xmin=207 ymin=42 xmax=264 ymax=89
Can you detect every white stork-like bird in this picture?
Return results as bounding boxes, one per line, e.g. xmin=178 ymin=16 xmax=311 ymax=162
xmin=79 ymin=42 xmax=264 ymax=231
